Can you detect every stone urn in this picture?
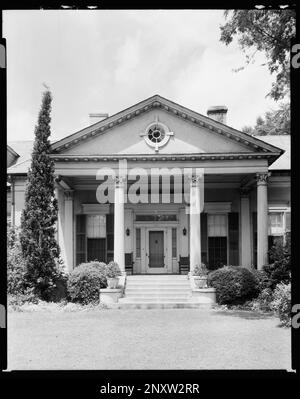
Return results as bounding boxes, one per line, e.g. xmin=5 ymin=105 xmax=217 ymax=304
xmin=107 ymin=277 xmax=119 ymax=289
xmin=194 ymin=276 xmax=207 ymax=289
xmin=193 ymin=263 xmax=209 ymax=289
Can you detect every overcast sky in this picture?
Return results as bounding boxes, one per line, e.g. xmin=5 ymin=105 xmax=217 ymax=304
xmin=4 ymin=10 xmax=280 ymax=142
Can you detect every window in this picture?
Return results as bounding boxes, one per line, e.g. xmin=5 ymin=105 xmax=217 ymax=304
xmin=172 ymin=228 xmax=177 ymax=258
xmin=268 ymin=212 xmax=284 ymax=235
xmin=207 ymin=214 xmax=227 ymax=237
xmin=86 ymin=215 xmax=106 ymax=238
xmin=207 ymin=214 xmax=228 ymax=269
xmin=136 ymin=228 xmax=141 ymax=258
xmin=147 ymin=125 xmax=165 ymax=143
xmin=208 ymin=237 xmax=227 ymax=270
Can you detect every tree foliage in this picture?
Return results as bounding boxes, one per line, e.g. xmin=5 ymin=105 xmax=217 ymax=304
xmin=20 ymin=90 xmax=62 ymax=300
xmin=220 ymin=10 xmax=296 ymax=100
xmin=242 ymin=102 xmax=290 ymax=136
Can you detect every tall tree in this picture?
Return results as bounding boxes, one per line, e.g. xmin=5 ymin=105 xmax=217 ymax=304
xmin=20 ymin=90 xmax=61 ymax=300
xmin=220 ymin=10 xmax=296 ymax=100
xmin=242 ymin=102 xmax=290 ymax=136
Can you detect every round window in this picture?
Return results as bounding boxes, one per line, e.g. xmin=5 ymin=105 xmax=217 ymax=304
xmin=147 ymin=125 xmax=165 ymax=143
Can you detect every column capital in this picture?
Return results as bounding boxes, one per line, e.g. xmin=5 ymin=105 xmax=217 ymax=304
xmin=113 ymin=175 xmax=127 ymax=187
xmin=256 ymin=172 xmax=270 ymax=185
xmin=64 ymin=189 xmax=74 ymax=200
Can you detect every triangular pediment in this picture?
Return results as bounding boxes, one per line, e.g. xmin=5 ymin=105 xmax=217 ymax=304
xmin=51 ymin=95 xmax=283 ymax=162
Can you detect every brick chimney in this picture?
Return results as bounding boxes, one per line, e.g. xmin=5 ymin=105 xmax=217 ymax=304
xmin=207 ymin=106 xmax=228 ymax=125
xmin=89 ymin=113 xmax=109 ymax=125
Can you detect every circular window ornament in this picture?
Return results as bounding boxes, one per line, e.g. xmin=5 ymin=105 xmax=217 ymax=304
xmin=140 ymin=119 xmax=174 ymax=152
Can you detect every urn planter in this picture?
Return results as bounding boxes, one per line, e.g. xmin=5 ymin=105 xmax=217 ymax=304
xmin=193 ymin=276 xmax=207 ymax=289
xmin=107 ymin=277 xmax=119 ymax=289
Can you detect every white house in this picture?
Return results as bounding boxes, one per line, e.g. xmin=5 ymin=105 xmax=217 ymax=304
xmin=7 ymin=95 xmax=291 ymax=276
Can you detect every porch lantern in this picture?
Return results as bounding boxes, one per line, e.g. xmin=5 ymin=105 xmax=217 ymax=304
xmin=183 ymin=227 xmax=187 ymax=236
xmin=126 ymin=228 xmax=130 ymax=236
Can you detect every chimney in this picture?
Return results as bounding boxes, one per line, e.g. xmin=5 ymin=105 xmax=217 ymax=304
xmin=89 ymin=113 xmax=109 ymax=125
xmin=207 ymin=106 xmax=228 ymax=125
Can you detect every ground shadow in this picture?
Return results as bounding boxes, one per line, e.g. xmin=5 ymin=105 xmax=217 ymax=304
xmin=212 ymin=309 xmax=275 ymax=320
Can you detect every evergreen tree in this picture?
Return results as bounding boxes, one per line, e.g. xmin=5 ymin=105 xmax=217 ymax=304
xmin=20 ymin=90 xmax=61 ymax=300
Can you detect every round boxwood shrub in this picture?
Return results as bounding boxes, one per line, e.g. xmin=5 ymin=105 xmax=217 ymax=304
xmin=67 ymin=261 xmax=107 ymax=304
xmin=207 ymin=266 xmax=260 ymax=305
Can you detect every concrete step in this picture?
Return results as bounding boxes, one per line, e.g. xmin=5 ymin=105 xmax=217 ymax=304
xmin=125 ymin=291 xmax=189 ymax=298
xmin=120 ymin=297 xmax=190 ymax=302
xmin=118 ymin=301 xmax=210 ymax=309
xmin=124 ymin=295 xmax=190 ymax=300
xmin=125 ymin=287 xmax=190 ymax=293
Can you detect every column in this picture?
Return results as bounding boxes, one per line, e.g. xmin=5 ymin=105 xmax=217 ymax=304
xmin=189 ymin=175 xmax=202 ymax=274
xmin=64 ymin=190 xmax=74 ymax=273
xmin=113 ymin=176 xmax=126 ymax=273
xmin=256 ymin=172 xmax=269 ymax=270
xmin=240 ymin=188 xmax=252 ymax=268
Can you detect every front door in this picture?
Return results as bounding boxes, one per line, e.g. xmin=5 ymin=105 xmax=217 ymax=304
xmin=148 ymin=230 xmax=165 ymax=273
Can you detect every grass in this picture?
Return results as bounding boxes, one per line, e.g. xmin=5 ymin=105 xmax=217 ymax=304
xmin=7 ymin=304 xmax=291 ymax=370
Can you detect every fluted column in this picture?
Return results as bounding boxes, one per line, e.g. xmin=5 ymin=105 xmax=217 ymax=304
xmin=189 ymin=175 xmax=202 ymax=274
xmin=256 ymin=173 xmax=269 ymax=270
xmin=113 ymin=176 xmax=126 ymax=273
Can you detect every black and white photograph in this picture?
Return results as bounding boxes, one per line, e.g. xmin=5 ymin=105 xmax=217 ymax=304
xmin=1 ymin=5 xmax=298 ymax=378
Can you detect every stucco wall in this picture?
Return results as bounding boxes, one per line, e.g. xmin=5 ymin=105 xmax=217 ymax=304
xmin=62 ymin=109 xmax=252 ymax=156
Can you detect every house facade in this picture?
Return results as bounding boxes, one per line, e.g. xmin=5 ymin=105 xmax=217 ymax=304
xmin=7 ymin=95 xmax=291 ymax=274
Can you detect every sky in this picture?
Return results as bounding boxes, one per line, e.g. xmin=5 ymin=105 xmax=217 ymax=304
xmin=3 ymin=9 xmax=280 ymax=142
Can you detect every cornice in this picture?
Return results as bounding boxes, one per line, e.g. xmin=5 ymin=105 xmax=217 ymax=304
xmin=50 ymin=152 xmax=278 ymax=163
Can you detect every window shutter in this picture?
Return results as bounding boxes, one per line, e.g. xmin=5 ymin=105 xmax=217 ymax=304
xmin=228 ymin=212 xmax=239 ymax=266
xmin=253 ymin=212 xmax=257 ymax=268
xmin=201 ymin=213 xmax=207 ymax=265
xmin=106 ymin=213 xmax=114 ymax=263
xmin=76 ymin=214 xmax=86 ymax=266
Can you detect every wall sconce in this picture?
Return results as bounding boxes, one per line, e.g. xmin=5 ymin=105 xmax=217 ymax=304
xmin=126 ymin=228 xmax=130 ymax=236
xmin=183 ymin=227 xmax=187 ymax=236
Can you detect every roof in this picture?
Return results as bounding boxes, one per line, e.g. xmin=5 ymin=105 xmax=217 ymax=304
xmin=7 ymin=95 xmax=290 ymax=174
xmin=258 ymin=135 xmax=290 ymax=170
xmin=51 ymin=95 xmax=283 ymax=162
xmin=7 ymin=140 xmax=33 ymax=174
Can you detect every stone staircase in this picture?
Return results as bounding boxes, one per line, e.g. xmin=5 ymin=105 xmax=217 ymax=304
xmin=118 ymin=275 xmax=204 ymax=309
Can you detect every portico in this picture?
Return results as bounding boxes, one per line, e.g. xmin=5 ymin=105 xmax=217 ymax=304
xmin=8 ymin=95 xmax=287 ymax=274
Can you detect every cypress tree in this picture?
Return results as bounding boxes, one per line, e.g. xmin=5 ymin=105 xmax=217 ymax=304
xmin=20 ymin=90 xmax=61 ymax=300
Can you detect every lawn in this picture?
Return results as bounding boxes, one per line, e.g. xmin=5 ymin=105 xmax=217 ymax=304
xmin=7 ymin=306 xmax=291 ymax=370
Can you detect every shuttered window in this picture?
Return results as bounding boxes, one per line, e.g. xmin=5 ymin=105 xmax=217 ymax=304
xmin=208 ymin=214 xmax=227 ymax=237
xmin=86 ymin=215 xmax=106 ymax=238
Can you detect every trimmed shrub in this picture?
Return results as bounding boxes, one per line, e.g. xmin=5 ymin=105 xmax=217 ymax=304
xmin=263 ymin=236 xmax=291 ymax=290
xmin=208 ymin=266 xmax=260 ymax=305
xmin=251 ymin=269 xmax=270 ymax=291
xmin=271 ymin=282 xmax=291 ymax=327
xmin=67 ymin=262 xmax=107 ymax=304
